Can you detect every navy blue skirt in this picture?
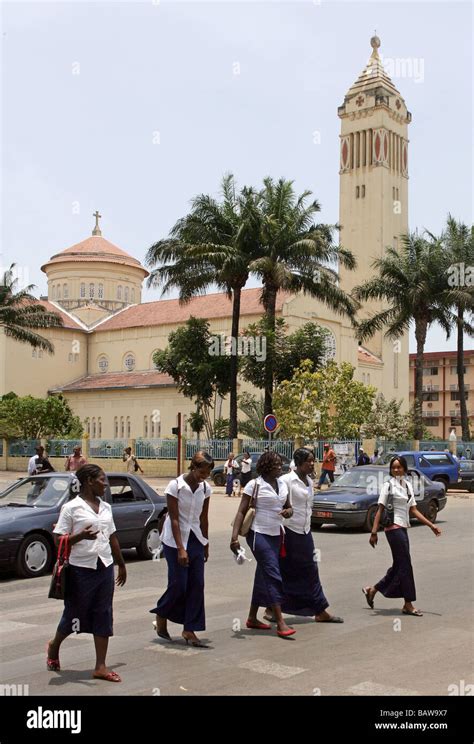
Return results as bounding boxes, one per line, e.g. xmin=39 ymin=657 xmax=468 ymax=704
xmin=58 ymin=558 xmax=114 ymax=637
xmin=246 ymin=530 xmax=283 ymax=607
xmin=150 ymin=530 xmax=205 ymax=631
xmin=280 ymin=529 xmax=329 ymax=616
xmin=375 ymin=527 xmax=416 ymax=602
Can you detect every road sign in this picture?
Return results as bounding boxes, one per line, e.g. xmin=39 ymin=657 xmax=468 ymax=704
xmin=264 ymin=414 xmax=278 ymax=433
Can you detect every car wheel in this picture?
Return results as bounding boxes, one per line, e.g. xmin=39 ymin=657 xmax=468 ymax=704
xmin=16 ymin=533 xmax=53 ymax=578
xmin=364 ymin=506 xmax=378 ymax=533
xmin=213 ymin=473 xmax=225 ymax=487
xmin=137 ymin=522 xmax=161 ymax=560
xmin=426 ymin=499 xmax=438 ymax=523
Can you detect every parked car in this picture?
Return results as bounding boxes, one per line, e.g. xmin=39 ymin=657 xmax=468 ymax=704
xmin=211 ymin=452 xmax=291 ymax=487
xmin=380 ymin=450 xmax=460 ymax=490
xmin=0 ymin=472 xmax=166 ymax=579
xmin=458 ymin=460 xmax=474 ymax=491
xmin=311 ymin=465 xmax=447 ymax=532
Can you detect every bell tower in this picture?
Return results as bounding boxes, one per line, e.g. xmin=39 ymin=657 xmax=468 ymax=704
xmin=338 ymin=35 xmax=411 ymax=402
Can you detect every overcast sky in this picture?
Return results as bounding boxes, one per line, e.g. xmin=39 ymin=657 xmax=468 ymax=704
xmin=2 ymin=0 xmax=472 ymax=352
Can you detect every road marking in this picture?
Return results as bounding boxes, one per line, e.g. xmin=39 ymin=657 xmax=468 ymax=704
xmin=239 ymin=659 xmax=306 ymax=679
xmin=144 ymin=644 xmax=202 ymax=657
xmin=348 ymin=681 xmax=419 ymax=696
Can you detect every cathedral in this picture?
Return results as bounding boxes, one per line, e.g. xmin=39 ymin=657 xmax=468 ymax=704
xmin=0 ymin=36 xmax=410 ymax=440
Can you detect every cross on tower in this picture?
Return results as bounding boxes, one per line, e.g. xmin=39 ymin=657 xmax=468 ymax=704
xmin=92 ymin=210 xmax=102 ymax=236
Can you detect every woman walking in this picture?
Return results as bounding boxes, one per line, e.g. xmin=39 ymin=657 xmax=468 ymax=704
xmin=224 ymin=453 xmax=239 ymax=497
xmin=265 ymin=448 xmax=343 ymax=625
xmin=150 ymin=451 xmax=214 ymax=647
xmin=47 ymin=464 xmax=127 ymax=682
xmin=363 ymin=455 xmax=442 ymax=616
xmin=238 ymin=451 xmax=253 ymax=497
xmin=230 ymin=451 xmax=295 ymax=638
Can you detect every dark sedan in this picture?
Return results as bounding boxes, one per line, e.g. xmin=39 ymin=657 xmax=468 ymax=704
xmin=312 ymin=466 xmax=447 ymax=532
xmin=0 ymin=472 xmax=166 ymax=579
xmin=211 ymin=452 xmax=291 ymax=486
xmin=458 ymin=460 xmax=474 ymax=491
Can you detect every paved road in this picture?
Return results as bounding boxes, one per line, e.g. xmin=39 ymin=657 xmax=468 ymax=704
xmin=0 ymin=486 xmax=473 ymax=696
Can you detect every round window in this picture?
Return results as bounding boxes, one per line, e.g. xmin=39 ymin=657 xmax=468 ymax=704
xmin=98 ymin=356 xmax=109 ymax=373
xmin=124 ymin=354 xmax=135 ymax=371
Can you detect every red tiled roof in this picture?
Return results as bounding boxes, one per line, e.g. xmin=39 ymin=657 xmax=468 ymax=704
xmin=95 ymin=287 xmax=292 ymax=332
xmin=41 ymin=236 xmax=148 ymax=276
xmin=409 ymin=350 xmax=474 ymax=360
xmin=37 ymin=300 xmax=85 ymax=331
xmin=358 ymin=346 xmax=382 ymax=365
xmin=51 ymin=371 xmax=175 ymax=392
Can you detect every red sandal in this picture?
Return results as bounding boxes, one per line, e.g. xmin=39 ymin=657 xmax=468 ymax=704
xmin=246 ymin=619 xmax=271 ymax=630
xmin=46 ymin=643 xmax=60 ymax=671
xmin=92 ymin=670 xmax=122 ymax=682
xmin=277 ymin=628 xmax=296 ymax=638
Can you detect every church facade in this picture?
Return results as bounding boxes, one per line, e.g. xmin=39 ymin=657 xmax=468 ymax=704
xmin=0 ymin=37 xmax=410 ymax=439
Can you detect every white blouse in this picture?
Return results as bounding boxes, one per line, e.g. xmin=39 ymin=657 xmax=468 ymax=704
xmin=224 ymin=460 xmax=238 ymax=475
xmin=241 ymin=458 xmax=252 ymax=474
xmin=161 ymin=474 xmax=211 ymax=549
xmin=243 ymin=476 xmax=288 ymax=536
xmin=378 ymin=476 xmax=416 ymax=528
xmin=281 ymin=470 xmax=313 ymax=535
xmin=53 ymin=496 xmax=116 ymax=569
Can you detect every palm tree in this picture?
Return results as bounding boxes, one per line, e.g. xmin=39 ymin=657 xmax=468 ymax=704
xmin=146 ymin=174 xmax=262 ymax=439
xmin=0 ymin=264 xmax=63 ymax=352
xmin=353 ymin=233 xmax=454 ymax=441
xmin=441 ymin=216 xmax=474 ymax=441
xmin=250 ymin=177 xmax=358 ymax=415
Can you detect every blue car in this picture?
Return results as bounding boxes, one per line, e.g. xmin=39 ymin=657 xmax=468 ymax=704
xmin=312 ymin=466 xmax=447 ymax=532
xmin=0 ymin=472 xmax=166 ymax=579
xmin=381 ymin=451 xmax=460 ymax=490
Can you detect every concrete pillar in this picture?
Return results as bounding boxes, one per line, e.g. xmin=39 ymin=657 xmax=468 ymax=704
xmin=412 ymin=440 xmax=420 ymax=451
xmin=294 ymin=437 xmax=304 ymax=451
xmin=82 ymin=437 xmax=90 ymax=459
xmin=233 ymin=438 xmax=242 ymax=455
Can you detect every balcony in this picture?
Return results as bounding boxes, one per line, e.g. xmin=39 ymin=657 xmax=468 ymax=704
xmin=422 ymin=410 xmax=440 ymax=417
xmin=422 ymin=385 xmax=439 ymax=392
xmin=449 ymin=410 xmax=471 ymax=417
xmin=449 ymin=384 xmax=470 ymax=391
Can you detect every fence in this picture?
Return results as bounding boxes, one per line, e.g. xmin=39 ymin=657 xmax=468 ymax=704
xmin=89 ymin=439 xmax=128 ymax=458
xmin=186 ymin=439 xmax=233 ymax=460
xmin=8 ymin=440 xmax=40 ymax=457
xmin=304 ymin=439 xmax=362 ymax=463
xmin=47 ymin=439 xmax=82 ymax=457
xmin=242 ymin=439 xmax=295 ymax=459
xmin=136 ymin=439 xmax=178 ymax=459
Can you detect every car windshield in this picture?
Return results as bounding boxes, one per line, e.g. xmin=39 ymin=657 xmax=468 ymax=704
xmin=334 ymin=470 xmax=391 ymax=489
xmin=0 ymin=477 xmax=70 ymax=507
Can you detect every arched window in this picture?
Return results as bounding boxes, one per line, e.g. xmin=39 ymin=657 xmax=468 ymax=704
xmin=124 ymin=287 xmax=129 ymax=303
xmin=124 ymin=353 xmax=135 ymax=372
xmin=126 ymin=416 xmax=131 ymax=438
xmin=151 ymin=350 xmax=160 ymax=369
xmin=63 ymin=284 xmax=68 ymax=299
xmin=57 ymin=285 xmax=61 ymax=299
xmin=144 ymin=416 xmax=148 ymax=438
xmin=120 ymin=417 xmax=125 ymax=438
xmin=117 ymin=286 xmax=122 ymax=300
xmin=114 ymin=417 xmax=118 ymax=438
xmin=89 ymin=283 xmax=95 ymax=298
xmin=80 ymin=283 xmax=86 ymax=298
xmin=51 ymin=285 xmax=56 ymax=299
xmin=98 ymin=417 xmax=102 ymax=437
xmin=367 ymin=373 xmax=370 ymax=384
xmin=92 ymin=418 xmax=96 ymax=438
xmin=131 ymin=288 xmax=135 ymax=303
xmin=356 ymin=186 xmax=360 ymax=198
xmin=32 ymin=348 xmax=37 ymax=358
xmin=98 ymin=284 xmax=104 ymax=299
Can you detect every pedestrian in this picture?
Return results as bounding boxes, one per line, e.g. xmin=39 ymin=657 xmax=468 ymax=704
xmin=230 ymin=451 xmax=296 ymax=638
xmin=149 ymin=450 xmax=214 ymax=647
xmin=238 ymin=451 xmax=253 ymax=496
xmin=315 ymin=443 xmax=336 ymax=490
xmin=362 ymin=455 xmax=442 ymax=616
xmin=264 ymin=448 xmax=343 ymax=625
xmin=65 ymin=445 xmax=87 ymax=472
xmin=47 ymin=464 xmax=127 ymax=682
xmin=224 ymin=452 xmax=239 ymax=497
xmin=28 ymin=445 xmax=55 ymax=475
xmin=123 ymin=446 xmax=144 ymax=475
xmin=370 ymin=449 xmax=379 ymax=464
xmin=357 ymin=447 xmax=371 ymax=466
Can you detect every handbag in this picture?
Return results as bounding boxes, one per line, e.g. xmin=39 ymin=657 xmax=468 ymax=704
xmin=233 ymin=480 xmax=259 ymax=537
xmin=48 ymin=535 xmax=70 ymax=600
xmin=380 ymin=482 xmax=395 ymax=528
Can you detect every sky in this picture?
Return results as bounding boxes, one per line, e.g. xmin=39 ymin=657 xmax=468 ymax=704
xmin=1 ymin=0 xmax=472 ymax=352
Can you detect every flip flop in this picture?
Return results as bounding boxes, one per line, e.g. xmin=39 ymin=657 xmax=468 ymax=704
xmin=92 ymin=670 xmax=122 ymax=682
xmin=402 ymin=608 xmax=423 ymax=616
xmin=46 ymin=643 xmax=60 ymax=671
xmin=246 ymin=620 xmax=271 ymax=630
xmin=315 ymin=616 xmax=344 ymax=623
xmin=362 ymin=587 xmax=374 ymax=609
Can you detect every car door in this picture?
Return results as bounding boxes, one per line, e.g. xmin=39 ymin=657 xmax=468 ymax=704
xmin=108 ymin=476 xmax=152 ymax=547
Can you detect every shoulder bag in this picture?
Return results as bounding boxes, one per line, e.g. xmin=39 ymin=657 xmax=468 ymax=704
xmin=232 ymin=479 xmax=259 ymax=537
xmin=48 ymin=535 xmax=70 ymax=600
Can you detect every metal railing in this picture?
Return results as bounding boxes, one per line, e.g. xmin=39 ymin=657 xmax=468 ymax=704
xmin=8 ymin=440 xmax=40 ymax=457
xmin=89 ymin=439 xmax=128 ymax=458
xmin=136 ymin=439 xmax=178 ymax=459
xmin=47 ymin=439 xmax=82 ymax=457
xmin=243 ymin=439 xmax=294 ymax=459
xmin=186 ymin=439 xmax=233 ymax=460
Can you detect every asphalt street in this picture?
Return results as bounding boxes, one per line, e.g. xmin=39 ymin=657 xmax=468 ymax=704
xmin=0 ymin=473 xmax=473 ymax=697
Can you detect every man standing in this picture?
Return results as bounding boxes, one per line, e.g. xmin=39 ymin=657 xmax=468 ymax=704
xmin=357 ymin=447 xmax=370 ymax=466
xmin=27 ymin=445 xmax=55 ymax=475
xmin=123 ymin=447 xmax=144 ymax=475
xmin=315 ymin=443 xmax=336 ymax=490
xmin=65 ymin=445 xmax=87 ymax=472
